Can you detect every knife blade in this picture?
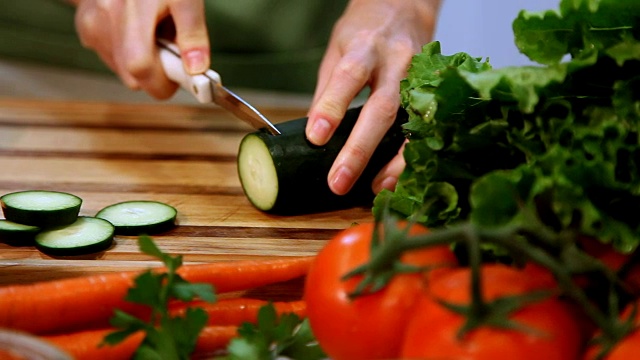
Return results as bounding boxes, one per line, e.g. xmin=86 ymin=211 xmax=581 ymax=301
xmin=156 ymin=39 xmax=281 ymax=136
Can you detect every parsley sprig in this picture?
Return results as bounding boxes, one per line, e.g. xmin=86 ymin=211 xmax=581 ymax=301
xmin=101 ymin=236 xmax=326 ymax=360
xmin=102 ymin=236 xmax=216 ymax=359
xmin=220 ymin=304 xmax=326 ymax=360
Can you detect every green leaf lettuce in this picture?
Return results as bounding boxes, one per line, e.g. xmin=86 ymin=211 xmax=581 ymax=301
xmin=375 ymin=0 xmax=640 ymax=252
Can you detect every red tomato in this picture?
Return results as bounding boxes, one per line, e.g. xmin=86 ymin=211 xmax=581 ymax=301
xmin=579 ymin=236 xmax=631 ymax=272
xmin=304 ymin=221 xmax=457 ymax=360
xmin=579 ymin=236 xmax=640 ymax=296
xmin=584 ymin=300 xmax=640 ymax=360
xmin=401 ymin=264 xmax=584 ymax=360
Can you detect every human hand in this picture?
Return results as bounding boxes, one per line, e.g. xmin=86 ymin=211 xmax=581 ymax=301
xmin=306 ymin=0 xmax=440 ymax=195
xmin=71 ymin=0 xmax=210 ymax=99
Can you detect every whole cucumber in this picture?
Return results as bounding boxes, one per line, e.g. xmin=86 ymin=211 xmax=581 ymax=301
xmin=237 ymin=106 xmax=407 ymax=215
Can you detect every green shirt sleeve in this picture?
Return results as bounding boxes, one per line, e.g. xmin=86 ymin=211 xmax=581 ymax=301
xmin=0 ymin=0 xmax=348 ymax=93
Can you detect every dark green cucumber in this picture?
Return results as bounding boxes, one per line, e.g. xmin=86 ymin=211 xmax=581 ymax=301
xmin=0 ymin=219 xmax=40 ymax=246
xmin=0 ymin=190 xmax=82 ymax=227
xmin=237 ymin=106 xmax=408 ymax=215
xmin=35 ymin=216 xmax=114 ymax=256
xmin=95 ymin=200 xmax=177 ymax=235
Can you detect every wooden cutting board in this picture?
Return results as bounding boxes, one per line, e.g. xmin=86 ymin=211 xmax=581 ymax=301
xmin=0 ymin=98 xmax=374 ymax=291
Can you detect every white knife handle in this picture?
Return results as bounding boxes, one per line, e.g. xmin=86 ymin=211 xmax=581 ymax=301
xmin=157 ymin=40 xmax=221 ymax=103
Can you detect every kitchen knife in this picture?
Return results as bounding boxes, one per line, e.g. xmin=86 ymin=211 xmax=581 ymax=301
xmin=156 ymin=39 xmax=281 ymax=136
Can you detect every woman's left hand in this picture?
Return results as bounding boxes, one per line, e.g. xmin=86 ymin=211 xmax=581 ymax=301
xmin=306 ymin=0 xmax=441 ymax=195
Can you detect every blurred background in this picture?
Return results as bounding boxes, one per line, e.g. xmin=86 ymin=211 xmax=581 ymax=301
xmin=0 ymin=0 xmax=559 ymax=107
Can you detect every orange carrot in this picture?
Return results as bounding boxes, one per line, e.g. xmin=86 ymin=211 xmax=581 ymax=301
xmin=43 ymin=328 xmax=144 ymax=360
xmin=193 ymin=326 xmax=240 ymax=358
xmin=176 ymin=256 xmax=314 ymax=293
xmin=169 ymin=298 xmax=307 ymax=326
xmin=43 ymin=325 xmax=238 ymax=360
xmin=0 ymin=256 xmax=314 ymax=334
xmin=0 ymin=272 xmax=141 ymax=335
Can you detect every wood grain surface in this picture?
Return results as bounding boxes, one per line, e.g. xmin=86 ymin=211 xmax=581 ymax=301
xmin=0 ymin=98 xmax=374 ymax=288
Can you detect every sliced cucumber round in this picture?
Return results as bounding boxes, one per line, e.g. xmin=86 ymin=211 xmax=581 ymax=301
xmin=95 ymin=200 xmax=177 ymax=235
xmin=35 ymin=216 xmax=114 ymax=256
xmin=0 ymin=190 xmax=82 ymax=227
xmin=0 ymin=219 xmax=40 ymax=246
xmin=237 ymin=134 xmax=279 ymax=211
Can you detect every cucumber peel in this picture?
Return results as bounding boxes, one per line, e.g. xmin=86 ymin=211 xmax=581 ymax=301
xmin=35 ymin=216 xmax=115 ymax=256
xmin=1 ymin=190 xmax=178 ymax=255
xmin=1 ymin=190 xmax=82 ymax=228
xmin=237 ymin=106 xmax=408 ymax=215
xmin=96 ymin=200 xmax=178 ymax=235
xmin=0 ymin=219 xmax=40 ymax=246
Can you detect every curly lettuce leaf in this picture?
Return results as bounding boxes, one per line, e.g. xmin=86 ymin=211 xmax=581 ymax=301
xmin=400 ymin=41 xmax=491 ymax=140
xmin=513 ymin=0 xmax=640 ymax=65
xmin=375 ymin=2 xmax=640 ymax=252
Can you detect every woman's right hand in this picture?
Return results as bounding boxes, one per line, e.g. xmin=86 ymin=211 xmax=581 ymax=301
xmin=70 ymin=0 xmax=210 ymax=99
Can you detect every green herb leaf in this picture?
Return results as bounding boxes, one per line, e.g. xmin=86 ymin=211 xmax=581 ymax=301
xmin=103 ymin=236 xmax=216 ymax=359
xmin=172 ymin=281 xmax=217 ymax=303
xmin=223 ymin=303 xmax=326 ymax=360
xmin=125 ymin=271 xmax=166 ymax=309
xmin=139 ymin=235 xmax=179 ymax=270
xmin=108 ymin=309 xmax=149 ymax=332
xmin=102 ymin=310 xmax=147 ymax=347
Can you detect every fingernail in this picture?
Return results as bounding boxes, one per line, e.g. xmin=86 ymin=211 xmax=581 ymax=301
xmin=330 ymin=166 xmax=355 ymax=195
xmin=374 ymin=176 xmax=398 ymax=193
xmin=308 ymin=118 xmax=331 ymax=145
xmin=183 ymin=49 xmax=208 ymax=74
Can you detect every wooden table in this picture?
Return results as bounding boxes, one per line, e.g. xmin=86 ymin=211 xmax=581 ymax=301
xmin=0 ymin=97 xmax=373 ymax=289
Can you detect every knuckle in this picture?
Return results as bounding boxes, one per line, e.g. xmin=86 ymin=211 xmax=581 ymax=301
xmin=350 ymin=28 xmax=378 ymax=46
xmin=149 ymin=86 xmax=176 ymax=100
xmin=122 ymin=52 xmax=154 ymax=80
xmin=370 ymin=96 xmax=400 ymax=125
xmin=74 ymin=9 xmax=100 ymax=46
xmin=335 ymin=57 xmax=369 ymax=85
xmin=75 ymin=0 xmax=121 ymax=47
xmin=167 ymin=0 xmax=190 ymax=6
xmin=323 ymin=99 xmax=343 ymax=116
xmin=314 ymin=100 xmax=345 ymax=126
xmin=312 ymin=96 xmax=347 ymax=125
xmin=177 ymin=32 xmax=209 ymax=50
xmin=168 ymin=0 xmax=205 ymax=20
xmin=95 ymin=0 xmax=121 ymax=13
xmin=345 ymin=142 xmax=371 ymax=167
xmin=389 ymin=38 xmax=418 ymax=58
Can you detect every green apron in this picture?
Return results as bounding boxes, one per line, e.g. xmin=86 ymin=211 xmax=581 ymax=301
xmin=0 ymin=0 xmax=348 ymax=93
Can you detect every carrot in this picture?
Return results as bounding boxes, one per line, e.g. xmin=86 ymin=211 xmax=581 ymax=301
xmin=169 ymin=298 xmax=307 ymax=326
xmin=176 ymin=256 xmax=314 ymax=293
xmin=43 ymin=328 xmax=144 ymax=360
xmin=0 ymin=256 xmax=314 ymax=334
xmin=0 ymin=272 xmax=141 ymax=335
xmin=43 ymin=325 xmax=238 ymax=360
xmin=193 ymin=326 xmax=240 ymax=358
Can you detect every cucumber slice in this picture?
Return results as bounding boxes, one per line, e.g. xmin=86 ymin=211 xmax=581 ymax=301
xmin=95 ymin=200 xmax=177 ymax=235
xmin=0 ymin=190 xmax=82 ymax=227
xmin=0 ymin=219 xmax=40 ymax=246
xmin=237 ymin=135 xmax=279 ymax=211
xmin=35 ymin=216 xmax=114 ymax=256
xmin=237 ymin=106 xmax=408 ymax=214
